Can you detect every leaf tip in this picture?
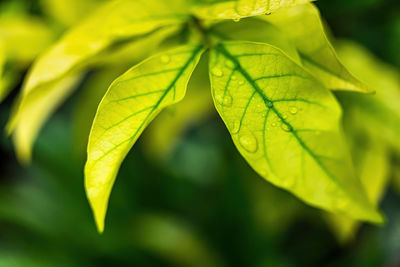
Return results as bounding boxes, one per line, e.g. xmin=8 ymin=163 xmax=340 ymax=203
xmin=85 ymin=171 xmax=109 ymax=234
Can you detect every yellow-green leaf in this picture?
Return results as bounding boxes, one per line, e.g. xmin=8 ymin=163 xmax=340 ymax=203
xmin=326 ymin=136 xmax=389 ymax=243
xmin=40 ymin=0 xmax=103 ymax=26
xmin=85 ymin=44 xmax=204 ymax=232
xmin=21 ymin=0 xmax=189 ymax=97
xmin=208 ymin=18 xmax=300 ymax=63
xmin=0 ymin=15 xmax=54 ymax=65
xmin=194 ymin=0 xmax=312 ymax=20
xmin=261 ymin=4 xmax=372 ymax=93
xmin=11 ymin=74 xmax=82 ymax=163
xmin=210 ymin=41 xmax=382 ymax=223
xmin=335 ymin=41 xmax=400 ymax=152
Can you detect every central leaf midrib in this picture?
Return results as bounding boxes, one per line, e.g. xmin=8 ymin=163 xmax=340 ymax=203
xmin=216 ymin=43 xmax=353 ymax=200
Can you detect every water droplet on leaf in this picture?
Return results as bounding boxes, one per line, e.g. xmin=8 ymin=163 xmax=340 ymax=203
xmin=212 ymin=67 xmax=223 ymax=77
xmin=215 ymin=94 xmax=232 ymax=107
xmin=230 ymin=121 xmax=241 ymax=134
xmin=280 ymin=123 xmax=293 ymax=132
xmin=161 ymin=55 xmax=170 ymax=64
xmin=239 ymin=134 xmax=258 ymax=153
xmin=238 ymin=80 xmax=245 ymax=85
xmin=233 ymin=18 xmax=241 ymax=22
xmin=265 ymin=100 xmax=274 ymax=108
xmin=289 ymin=106 xmax=298 ymax=114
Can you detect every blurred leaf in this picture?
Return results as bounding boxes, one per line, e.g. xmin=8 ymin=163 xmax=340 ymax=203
xmin=209 ymin=18 xmax=300 ymax=62
xmin=132 ymin=214 xmax=222 ymax=267
xmin=7 ymin=0 xmax=188 ymax=162
xmin=11 ymin=74 xmax=82 ymax=163
xmin=209 ymin=41 xmax=382 ymax=223
xmin=16 ymin=0 xmax=189 ymax=97
xmin=335 ymin=40 xmax=400 ymax=153
xmin=85 ymin=44 xmax=204 ymax=232
xmin=326 ymin=136 xmax=390 ymax=243
xmin=0 ymin=15 xmax=54 ymax=65
xmin=40 ymin=0 xmax=103 ymax=26
xmin=262 ymin=4 xmax=372 ymax=93
xmin=194 ymin=0 xmax=312 ymax=20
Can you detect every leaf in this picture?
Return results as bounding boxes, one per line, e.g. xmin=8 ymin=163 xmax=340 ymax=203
xmin=335 ymin=40 xmax=400 ymax=152
xmin=11 ymin=74 xmax=82 ymax=163
xmin=0 ymin=15 xmax=54 ymax=65
xmin=8 ymin=25 xmax=181 ymax=163
xmin=40 ymin=0 xmax=102 ymax=26
xmin=85 ymin=44 xmax=204 ymax=232
xmin=20 ymin=0 xmax=190 ymax=98
xmin=209 ymin=41 xmax=382 ymax=223
xmin=261 ymin=4 xmax=372 ymax=93
xmin=208 ymin=18 xmax=300 ymax=63
xmin=326 ymin=135 xmax=390 ymax=243
xmin=194 ymin=0 xmax=313 ymax=20
xmin=132 ymin=213 xmax=222 ymax=267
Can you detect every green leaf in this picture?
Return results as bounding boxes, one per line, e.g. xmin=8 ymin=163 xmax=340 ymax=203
xmin=326 ymin=135 xmax=390 ymax=243
xmin=40 ymin=0 xmax=103 ymax=27
xmin=335 ymin=41 xmax=400 ymax=152
xmin=194 ymin=0 xmax=313 ymax=20
xmin=8 ymin=25 xmax=181 ymax=163
xmin=20 ymin=0 xmax=190 ymax=98
xmin=208 ymin=18 xmax=300 ymax=63
xmin=11 ymin=74 xmax=82 ymax=163
xmin=261 ymin=4 xmax=372 ymax=93
xmin=85 ymin=44 xmax=204 ymax=232
xmin=209 ymin=41 xmax=382 ymax=223
xmin=132 ymin=213 xmax=222 ymax=267
xmin=0 ymin=15 xmax=54 ymax=65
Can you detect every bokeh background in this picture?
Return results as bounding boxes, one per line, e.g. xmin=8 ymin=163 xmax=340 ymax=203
xmin=0 ymin=0 xmax=400 ymax=266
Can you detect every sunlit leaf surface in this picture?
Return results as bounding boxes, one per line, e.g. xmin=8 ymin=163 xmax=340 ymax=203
xmin=209 ymin=41 xmax=382 ymax=223
xmin=209 ymin=18 xmax=300 ymax=62
xmin=195 ymin=0 xmax=312 ymax=20
xmin=85 ymin=44 xmax=204 ymax=232
xmin=262 ymin=4 xmax=372 ymax=93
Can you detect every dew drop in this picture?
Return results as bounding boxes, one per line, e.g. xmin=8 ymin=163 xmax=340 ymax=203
xmin=282 ymin=114 xmax=288 ymax=119
xmin=238 ymin=80 xmax=245 ymax=85
xmin=282 ymin=177 xmax=296 ymax=188
xmin=215 ymin=94 xmax=232 ymax=107
xmin=233 ymin=18 xmax=241 ymax=22
xmin=289 ymin=106 xmax=298 ymax=115
xmin=161 ymin=55 xmax=170 ymax=64
xmin=280 ymin=123 xmax=293 ymax=132
xmin=230 ymin=121 xmax=241 ymax=134
xmin=265 ymin=100 xmax=274 ymax=108
xmin=239 ymin=134 xmax=258 ymax=153
xmin=271 ymin=122 xmax=277 ymax=127
xmin=265 ymin=11 xmax=272 ymax=15
xmin=222 ymin=95 xmax=232 ymax=106
xmin=212 ymin=67 xmax=223 ymax=77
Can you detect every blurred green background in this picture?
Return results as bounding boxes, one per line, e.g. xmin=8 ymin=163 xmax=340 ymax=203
xmin=0 ymin=0 xmax=400 ymax=266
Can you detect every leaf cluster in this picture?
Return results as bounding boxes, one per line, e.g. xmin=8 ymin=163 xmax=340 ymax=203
xmin=2 ymin=0 xmax=400 ymax=239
